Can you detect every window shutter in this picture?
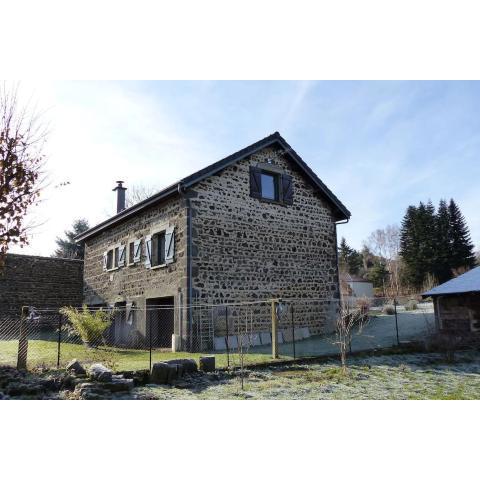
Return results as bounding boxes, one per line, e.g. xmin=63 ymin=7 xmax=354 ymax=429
xmin=249 ymin=166 xmax=261 ymax=198
xmin=165 ymin=226 xmax=175 ymax=264
xmin=144 ymin=235 xmax=152 ymax=268
xmin=281 ymin=174 xmax=293 ymax=205
xmin=118 ymin=245 xmax=126 ymax=267
xmin=102 ymin=252 xmax=108 ymax=271
xmin=133 ymin=239 xmax=142 ymax=263
xmin=126 ymin=301 xmax=134 ymax=325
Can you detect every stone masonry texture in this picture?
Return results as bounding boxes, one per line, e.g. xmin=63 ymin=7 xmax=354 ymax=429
xmin=189 ymin=147 xmax=340 ymax=338
xmin=0 ymin=254 xmax=84 ymax=313
xmin=82 ymin=145 xmax=342 ymax=348
xmin=82 ymin=195 xmax=188 ymax=341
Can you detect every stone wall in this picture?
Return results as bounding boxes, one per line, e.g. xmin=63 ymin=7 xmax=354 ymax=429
xmin=189 ymin=146 xmax=340 ymax=337
xmin=0 ymin=254 xmax=83 ymax=313
xmin=82 ymin=195 xmax=188 ymax=341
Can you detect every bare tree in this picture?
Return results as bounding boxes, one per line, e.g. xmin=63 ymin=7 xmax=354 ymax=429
xmin=125 ymin=184 xmax=159 ymax=208
xmin=0 ymin=84 xmax=46 ymax=266
xmin=234 ymin=310 xmax=254 ymax=390
xmin=335 ymin=301 xmax=370 ymax=374
xmin=367 ymin=224 xmax=401 ymax=297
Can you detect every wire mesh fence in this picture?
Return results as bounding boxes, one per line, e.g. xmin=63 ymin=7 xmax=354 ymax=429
xmin=0 ymin=295 xmax=435 ymax=371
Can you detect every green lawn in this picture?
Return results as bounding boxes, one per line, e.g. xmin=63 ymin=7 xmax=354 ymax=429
xmin=0 ymin=339 xmax=286 ymax=371
xmin=137 ymin=351 xmax=480 ymax=399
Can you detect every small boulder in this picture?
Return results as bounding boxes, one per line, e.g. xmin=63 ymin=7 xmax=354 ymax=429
xmin=66 ymin=359 xmax=86 ymax=375
xmin=103 ymin=378 xmax=134 ymax=393
xmin=150 ymin=362 xmax=171 ymax=384
xmin=88 ymin=364 xmax=113 ymax=382
xmin=199 ymin=356 xmax=215 ymax=372
xmin=166 ymin=365 xmax=179 ymax=384
xmin=165 ymin=358 xmax=198 ymax=374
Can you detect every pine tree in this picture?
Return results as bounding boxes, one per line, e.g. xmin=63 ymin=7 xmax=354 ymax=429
xmin=400 ymin=205 xmax=423 ymax=288
xmin=53 ymin=219 xmax=90 ymax=259
xmin=338 ymin=237 xmax=362 ymax=275
xmin=448 ymin=199 xmax=476 ymax=271
xmin=366 ymin=261 xmax=389 ymax=290
xmin=418 ymin=201 xmax=437 ymax=278
xmin=435 ymin=199 xmax=452 ymax=283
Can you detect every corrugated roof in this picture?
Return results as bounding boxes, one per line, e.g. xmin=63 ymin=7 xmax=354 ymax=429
xmin=422 ymin=266 xmax=480 ymax=297
xmin=76 ymin=132 xmax=351 ymax=242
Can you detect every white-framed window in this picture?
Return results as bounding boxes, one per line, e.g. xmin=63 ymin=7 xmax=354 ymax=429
xmin=103 ymin=244 xmax=126 ymax=271
xmin=145 ymin=226 xmax=175 ymax=269
xmin=128 ymin=239 xmax=142 ymax=266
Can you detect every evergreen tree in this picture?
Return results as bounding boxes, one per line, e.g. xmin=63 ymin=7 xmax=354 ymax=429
xmin=338 ymin=237 xmax=363 ymax=275
xmin=366 ymin=261 xmax=389 ymax=290
xmin=53 ymin=219 xmax=90 ymax=259
xmin=400 ymin=205 xmax=423 ymax=288
xmin=448 ymin=199 xmax=476 ymax=271
xmin=435 ymin=199 xmax=452 ymax=283
xmin=418 ymin=201 xmax=437 ymax=277
xmin=400 ymin=198 xmax=475 ymax=290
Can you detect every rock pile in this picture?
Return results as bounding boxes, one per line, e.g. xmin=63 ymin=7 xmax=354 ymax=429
xmin=1 ymin=355 xmax=218 ymax=399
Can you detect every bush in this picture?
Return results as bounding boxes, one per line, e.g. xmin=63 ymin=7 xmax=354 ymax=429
xmin=405 ymin=299 xmax=418 ymax=311
xmin=60 ymin=305 xmax=112 ymax=346
xmin=356 ymin=297 xmax=371 ymax=311
xmin=382 ymin=304 xmax=395 ymax=315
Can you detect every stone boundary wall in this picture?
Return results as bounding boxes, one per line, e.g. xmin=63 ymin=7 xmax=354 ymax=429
xmin=0 ymin=254 xmax=84 ymax=313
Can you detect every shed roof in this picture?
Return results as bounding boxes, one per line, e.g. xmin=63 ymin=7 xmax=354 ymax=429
xmin=422 ymin=266 xmax=480 ymax=297
xmin=340 ymin=273 xmax=372 ymax=284
xmin=76 ymin=132 xmax=351 ymax=242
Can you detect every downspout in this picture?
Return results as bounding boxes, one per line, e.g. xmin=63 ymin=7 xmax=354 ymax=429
xmin=178 ymin=182 xmax=193 ymax=352
xmin=335 ymin=217 xmax=349 ymax=303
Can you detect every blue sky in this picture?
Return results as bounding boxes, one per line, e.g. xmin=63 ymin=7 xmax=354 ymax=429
xmin=13 ymin=81 xmax=480 ymax=255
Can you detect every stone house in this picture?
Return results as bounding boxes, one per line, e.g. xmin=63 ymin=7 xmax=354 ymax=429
xmin=76 ymin=132 xmax=350 ymax=351
xmin=422 ymin=266 xmax=480 ymax=336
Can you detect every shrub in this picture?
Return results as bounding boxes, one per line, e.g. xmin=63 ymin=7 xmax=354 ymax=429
xmin=60 ymin=305 xmax=112 ymax=347
xmin=356 ymin=296 xmax=371 ymax=313
xmin=382 ymin=304 xmax=395 ymax=315
xmin=405 ymin=299 xmax=418 ymax=311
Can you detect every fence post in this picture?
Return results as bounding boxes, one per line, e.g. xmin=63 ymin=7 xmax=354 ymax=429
xmin=394 ymin=298 xmax=400 ymax=346
xmin=225 ymin=306 xmax=230 ymax=369
xmin=57 ymin=313 xmax=62 ymax=369
xmin=291 ymin=304 xmax=296 ymax=360
xmin=17 ymin=306 xmax=29 ymax=370
xmin=271 ymin=299 xmax=279 ymax=359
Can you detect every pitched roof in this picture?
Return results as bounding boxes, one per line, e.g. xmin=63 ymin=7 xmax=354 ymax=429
xmin=340 ymin=273 xmax=372 ymax=284
xmin=422 ymin=266 xmax=480 ymax=297
xmin=76 ymin=132 xmax=350 ymax=242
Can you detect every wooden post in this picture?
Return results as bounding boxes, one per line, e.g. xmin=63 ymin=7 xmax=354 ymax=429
xmin=271 ymin=299 xmax=279 ymax=359
xmin=17 ymin=306 xmax=29 ymax=370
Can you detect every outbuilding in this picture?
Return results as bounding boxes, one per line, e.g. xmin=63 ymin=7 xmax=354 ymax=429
xmin=422 ymin=266 xmax=480 ymax=335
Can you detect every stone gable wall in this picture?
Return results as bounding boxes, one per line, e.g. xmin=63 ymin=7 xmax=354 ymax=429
xmin=0 ymin=254 xmax=83 ymax=313
xmin=189 ymin=146 xmax=340 ymax=336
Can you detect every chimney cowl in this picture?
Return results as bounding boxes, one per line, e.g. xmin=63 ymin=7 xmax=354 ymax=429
xmin=113 ymin=181 xmax=127 ymax=214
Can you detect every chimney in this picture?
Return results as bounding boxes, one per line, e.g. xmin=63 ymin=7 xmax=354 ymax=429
xmin=113 ymin=181 xmax=127 ymax=213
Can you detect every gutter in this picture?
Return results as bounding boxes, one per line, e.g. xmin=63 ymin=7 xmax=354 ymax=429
xmin=178 ymin=182 xmax=193 ymax=352
xmin=334 ymin=218 xmax=349 ymax=301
